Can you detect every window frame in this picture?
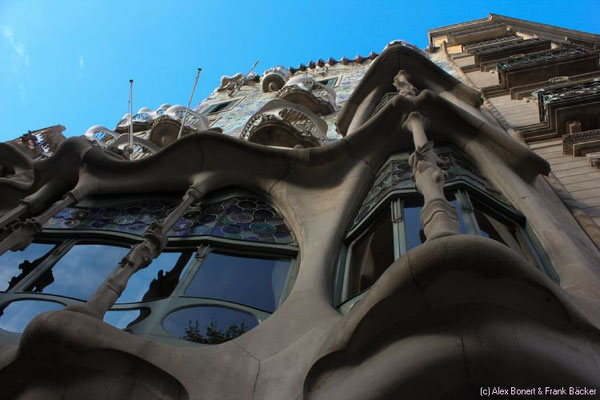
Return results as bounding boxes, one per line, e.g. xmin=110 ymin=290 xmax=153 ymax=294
xmin=0 ymin=191 xmax=300 ymax=345
xmin=335 ymin=150 xmax=557 ymax=310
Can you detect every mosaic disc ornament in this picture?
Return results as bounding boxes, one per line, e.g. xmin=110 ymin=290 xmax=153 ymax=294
xmin=169 ymin=197 xmax=296 ymax=245
xmin=43 ymin=201 xmax=178 ymax=236
xmin=43 ymin=197 xmax=297 ymax=246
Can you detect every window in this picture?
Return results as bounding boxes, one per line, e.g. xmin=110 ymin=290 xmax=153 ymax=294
xmin=336 ymin=148 xmax=556 ymax=309
xmin=317 ymin=77 xmax=339 ymax=87
xmin=201 ymin=98 xmax=242 ymax=116
xmin=0 ymin=191 xmax=298 ymax=345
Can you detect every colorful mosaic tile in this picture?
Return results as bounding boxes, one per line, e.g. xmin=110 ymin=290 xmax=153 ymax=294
xmin=43 ymin=197 xmax=296 ymax=246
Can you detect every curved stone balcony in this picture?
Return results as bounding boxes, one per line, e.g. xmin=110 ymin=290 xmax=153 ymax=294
xmin=241 ymin=99 xmax=328 ymax=148
xmin=276 ymin=76 xmax=336 ymax=115
xmin=85 ymin=105 xmax=210 ymax=157
xmin=261 ymin=66 xmax=291 ymax=92
xmin=149 ymin=106 xmax=210 ymax=148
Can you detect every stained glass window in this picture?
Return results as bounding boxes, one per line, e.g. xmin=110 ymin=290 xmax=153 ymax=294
xmin=43 ymin=197 xmax=296 ymax=245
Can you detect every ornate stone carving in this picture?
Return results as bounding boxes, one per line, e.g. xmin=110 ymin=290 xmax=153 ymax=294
xmin=393 ymin=70 xmax=418 ymax=97
xmin=562 ymin=128 xmax=600 ymax=155
xmin=217 ymin=72 xmax=258 ymax=97
xmin=241 ymin=99 xmax=328 ymax=148
xmin=261 ymin=66 xmax=291 ymax=92
xmin=276 ymin=76 xmax=336 ymax=115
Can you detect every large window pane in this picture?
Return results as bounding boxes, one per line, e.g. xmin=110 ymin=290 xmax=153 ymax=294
xmin=346 ymin=208 xmax=394 ymax=300
xmin=163 ymin=306 xmax=258 ymax=344
xmin=117 ymin=251 xmax=193 ymax=304
xmin=0 ymin=300 xmax=64 ymax=333
xmin=24 ymin=244 xmax=129 ymax=300
xmin=104 ymin=309 xmax=145 ymax=329
xmin=0 ymin=243 xmax=56 ymax=291
xmin=404 ymin=204 xmax=425 ymax=251
xmin=184 ymin=252 xmax=291 ymax=312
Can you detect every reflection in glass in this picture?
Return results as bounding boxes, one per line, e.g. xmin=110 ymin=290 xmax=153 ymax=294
xmin=404 ymin=204 xmax=425 ymax=251
xmin=163 ymin=306 xmax=258 ymax=344
xmin=0 ymin=300 xmax=64 ymax=333
xmin=185 ymin=252 xmax=291 ymax=312
xmin=25 ymin=244 xmax=129 ymax=300
xmin=346 ymin=208 xmax=394 ymax=300
xmin=118 ymin=251 xmax=193 ymax=303
xmin=0 ymin=243 xmax=56 ymax=291
xmin=104 ymin=309 xmax=144 ymax=329
xmin=450 ymin=199 xmax=470 ymax=234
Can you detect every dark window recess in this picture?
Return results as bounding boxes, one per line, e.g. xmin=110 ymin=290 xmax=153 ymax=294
xmin=117 ymin=251 xmax=194 ymax=304
xmin=24 ymin=244 xmax=129 ymax=300
xmin=0 ymin=243 xmax=56 ymax=291
xmin=318 ymin=77 xmax=337 ymax=87
xmin=346 ymin=208 xmax=394 ymax=299
xmin=203 ymin=101 xmax=233 ymax=115
xmin=185 ymin=252 xmax=291 ymax=312
xmin=0 ymin=300 xmax=64 ymax=333
xmin=162 ymin=306 xmax=259 ymax=345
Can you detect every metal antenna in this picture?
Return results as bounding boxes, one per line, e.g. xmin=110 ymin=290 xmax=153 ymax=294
xmin=247 ymin=60 xmax=259 ymax=75
xmin=177 ymin=68 xmax=202 ymax=140
xmin=129 ymin=79 xmax=134 ymax=160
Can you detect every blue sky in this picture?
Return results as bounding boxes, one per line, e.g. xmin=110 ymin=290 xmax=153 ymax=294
xmin=1 ymin=0 xmax=599 ymax=142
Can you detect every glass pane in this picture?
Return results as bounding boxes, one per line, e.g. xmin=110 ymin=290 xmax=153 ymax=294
xmin=24 ymin=244 xmax=130 ymax=300
xmin=184 ymin=252 xmax=291 ymax=312
xmin=450 ymin=199 xmax=470 ymax=234
xmin=104 ymin=309 xmax=145 ymax=329
xmin=346 ymin=208 xmax=394 ymax=300
xmin=163 ymin=306 xmax=258 ymax=344
xmin=0 ymin=243 xmax=56 ymax=291
xmin=473 ymin=207 xmax=527 ymax=256
xmin=0 ymin=300 xmax=64 ymax=333
xmin=117 ymin=251 xmax=193 ymax=303
xmin=404 ymin=204 xmax=425 ymax=251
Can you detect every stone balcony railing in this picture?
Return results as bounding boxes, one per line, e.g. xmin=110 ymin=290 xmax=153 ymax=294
xmin=276 ymin=76 xmax=336 ymax=115
xmin=537 ymin=79 xmax=600 ymax=122
xmin=261 ymin=66 xmax=291 ymax=92
xmin=497 ymin=47 xmax=591 ymax=72
xmin=85 ymin=104 xmax=210 ymax=156
xmin=240 ymin=99 xmax=328 ymax=148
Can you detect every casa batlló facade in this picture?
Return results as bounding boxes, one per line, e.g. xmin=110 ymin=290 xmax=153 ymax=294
xmin=0 ymin=13 xmax=599 ymax=400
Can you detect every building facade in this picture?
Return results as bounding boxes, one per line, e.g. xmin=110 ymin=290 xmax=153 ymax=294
xmin=0 ymin=14 xmax=599 ymax=399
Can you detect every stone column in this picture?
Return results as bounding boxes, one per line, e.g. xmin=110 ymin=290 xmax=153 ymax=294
xmin=0 ymin=192 xmax=78 ymax=255
xmin=403 ymin=112 xmax=459 ymax=241
xmin=68 ymin=186 xmax=204 ymax=319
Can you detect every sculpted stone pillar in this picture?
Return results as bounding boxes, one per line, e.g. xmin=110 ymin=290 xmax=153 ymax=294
xmin=403 ymin=112 xmax=459 ymax=241
xmin=68 ymin=186 xmax=204 ymax=319
xmin=0 ymin=192 xmax=78 ymax=255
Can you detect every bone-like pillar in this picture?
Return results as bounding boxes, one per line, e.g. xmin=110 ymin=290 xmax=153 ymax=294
xmin=0 ymin=192 xmax=79 ymax=256
xmin=403 ymin=112 xmax=459 ymax=241
xmin=71 ymin=185 xmax=204 ymax=319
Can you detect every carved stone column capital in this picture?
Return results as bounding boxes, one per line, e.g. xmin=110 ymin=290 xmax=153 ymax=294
xmin=393 ymin=70 xmax=418 ymax=97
